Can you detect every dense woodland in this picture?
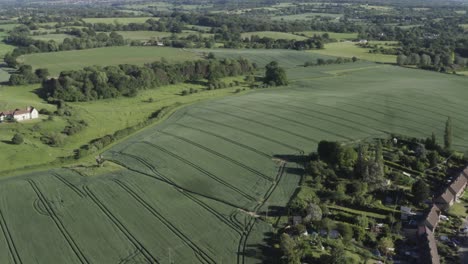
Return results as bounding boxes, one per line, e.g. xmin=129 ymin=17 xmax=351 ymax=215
xmin=41 ymin=57 xmax=255 ymax=101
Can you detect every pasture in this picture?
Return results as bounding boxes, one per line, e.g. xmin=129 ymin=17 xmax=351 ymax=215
xmin=31 ymin=33 xmax=75 ymax=42
xmin=296 ymin=31 xmax=358 ymax=40
xmin=241 ymin=31 xmax=307 ymax=40
xmin=2 ymin=49 xmax=468 ymax=262
xmin=18 ymin=46 xmax=202 ymax=76
xmin=117 ymin=30 xmax=213 ymax=41
xmin=272 ymin=12 xmax=342 ymax=21
xmin=310 ymin=41 xmax=397 ymax=63
xmin=82 ymin=17 xmax=156 ymax=24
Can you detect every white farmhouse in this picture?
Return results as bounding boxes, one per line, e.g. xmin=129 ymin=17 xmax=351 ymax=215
xmin=0 ymin=106 xmax=39 ymax=122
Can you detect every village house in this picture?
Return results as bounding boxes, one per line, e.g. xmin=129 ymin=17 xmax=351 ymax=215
xmin=0 ymin=106 xmax=39 ymax=122
xmin=434 ymin=167 xmax=468 ymax=210
xmin=422 ymin=205 xmax=440 ymax=232
xmin=415 ymin=205 xmax=441 ymax=264
xmin=418 ymin=226 xmax=440 ymax=264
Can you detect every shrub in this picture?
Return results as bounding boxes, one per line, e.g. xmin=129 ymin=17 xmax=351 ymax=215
xmin=11 ymin=133 xmax=24 ymax=145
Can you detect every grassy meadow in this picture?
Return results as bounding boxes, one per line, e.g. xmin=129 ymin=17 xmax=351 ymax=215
xmin=310 ymin=41 xmax=397 ymax=63
xmin=272 ymin=12 xmax=342 ymax=21
xmin=18 ymin=46 xmax=202 ymax=76
xmin=31 ymin=33 xmax=75 ymax=42
xmin=297 ymin=31 xmax=358 ymax=40
xmin=117 ymin=30 xmax=213 ymax=41
xmin=241 ymin=31 xmax=307 ymax=40
xmin=82 ymin=17 xmax=156 ymax=24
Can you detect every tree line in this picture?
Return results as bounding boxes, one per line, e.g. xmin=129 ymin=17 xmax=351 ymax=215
xmin=4 ymin=26 xmax=125 ymax=67
xmin=41 ymin=57 xmax=256 ymax=102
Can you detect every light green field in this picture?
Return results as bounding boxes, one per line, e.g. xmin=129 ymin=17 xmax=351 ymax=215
xmin=0 ymin=23 xmax=19 ymax=31
xmin=0 ymin=42 xmax=15 ymax=58
xmin=360 ymin=5 xmax=394 ymax=11
xmin=0 ymin=24 xmax=17 ymax=59
xmin=241 ymin=31 xmax=307 ymax=40
xmin=19 ymin=46 xmax=202 ymax=76
xmin=297 ymin=31 xmax=358 ymax=40
xmin=82 ymin=17 xmax=156 ymax=24
xmin=31 ymin=33 xmax=75 ymax=42
xmin=272 ymin=12 xmax=342 ymax=21
xmin=310 ymin=41 xmax=397 ymax=63
xmin=117 ymin=30 xmax=212 ymax=41
xmin=2 ymin=49 xmax=468 ymax=262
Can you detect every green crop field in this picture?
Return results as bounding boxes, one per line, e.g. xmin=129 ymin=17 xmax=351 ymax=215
xmin=117 ymin=30 xmax=213 ymax=41
xmin=82 ymin=17 xmax=156 ymax=24
xmin=2 ymin=48 xmax=468 ymax=262
xmin=18 ymin=46 xmax=202 ymax=76
xmin=193 ymin=49 xmax=334 ymax=68
xmin=310 ymin=41 xmax=397 ymax=63
xmin=31 ymin=33 xmax=76 ymax=42
xmin=297 ymin=31 xmax=358 ymax=40
xmin=241 ymin=31 xmax=307 ymax=40
xmin=272 ymin=12 xmax=342 ymax=21
xmin=0 ymin=23 xmax=19 ymax=31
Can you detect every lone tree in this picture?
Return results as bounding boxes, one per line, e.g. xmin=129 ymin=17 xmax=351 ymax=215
xmin=264 ymin=61 xmax=288 ymax=86
xmin=11 ymin=133 xmax=24 ymax=145
xmin=411 ymin=179 xmax=430 ymax=205
xmin=444 ymin=117 xmax=452 ymax=150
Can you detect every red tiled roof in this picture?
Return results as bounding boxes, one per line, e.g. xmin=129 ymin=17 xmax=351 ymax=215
xmin=449 ymin=173 xmax=467 ymax=194
xmin=0 ymin=107 xmax=34 ymax=116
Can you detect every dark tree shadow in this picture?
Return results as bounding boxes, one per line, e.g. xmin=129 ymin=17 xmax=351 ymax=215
xmin=0 ymin=140 xmax=14 ymax=145
xmin=274 ymin=154 xmax=308 ymax=164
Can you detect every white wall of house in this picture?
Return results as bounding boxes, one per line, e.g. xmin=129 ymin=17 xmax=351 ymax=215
xmin=14 ymin=113 xmax=30 ymax=121
xmin=31 ymin=109 xmax=39 ymax=119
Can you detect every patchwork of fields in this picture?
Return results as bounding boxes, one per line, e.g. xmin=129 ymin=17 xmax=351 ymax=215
xmin=2 ymin=49 xmax=468 ymax=262
xmin=18 ymin=47 xmax=202 ymax=76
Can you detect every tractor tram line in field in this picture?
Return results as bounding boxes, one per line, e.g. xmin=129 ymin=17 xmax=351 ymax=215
xmin=50 ymin=172 xmax=86 ymax=198
xmin=82 ymin=185 xmax=160 ymax=264
xmin=194 ymin=107 xmax=320 ymax=143
xmin=351 ymin=96 xmax=453 ymax=130
xmin=112 ymin=179 xmax=216 ymax=264
xmin=108 ymin=151 xmax=250 ymax=211
xmin=204 ymin=103 xmax=354 ymax=141
xmin=138 ymin=141 xmax=258 ymax=201
xmin=109 ymin=154 xmax=244 ymax=232
xmin=28 ymin=180 xmax=90 ymax=264
xmin=155 ymin=130 xmax=274 ymax=181
xmin=238 ymin=162 xmax=288 ymax=264
xmin=0 ymin=209 xmax=22 ymax=264
xmin=185 ymin=114 xmax=303 ymax=152
xmin=361 ymin=93 xmax=468 ymax=128
xmin=170 ymin=123 xmax=273 ymax=158
xmin=242 ymin=97 xmax=386 ymax=135
xmin=294 ymin=98 xmax=421 ymax=135
xmin=220 ymin=98 xmax=375 ymax=136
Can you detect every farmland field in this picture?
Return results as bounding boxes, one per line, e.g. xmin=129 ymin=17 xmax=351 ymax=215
xmin=82 ymin=17 xmax=156 ymax=24
xmin=18 ymin=46 xmax=202 ymax=76
xmin=310 ymin=41 xmax=397 ymax=63
xmin=117 ymin=30 xmax=213 ymax=41
xmin=31 ymin=33 xmax=75 ymax=42
xmin=241 ymin=31 xmax=307 ymax=40
xmin=272 ymin=12 xmax=342 ymax=21
xmin=297 ymin=31 xmax=358 ymax=40
xmin=3 ymin=49 xmax=468 ymax=262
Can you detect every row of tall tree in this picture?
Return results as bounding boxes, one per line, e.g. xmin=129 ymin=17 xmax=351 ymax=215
xmin=41 ymin=58 xmax=255 ymax=102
